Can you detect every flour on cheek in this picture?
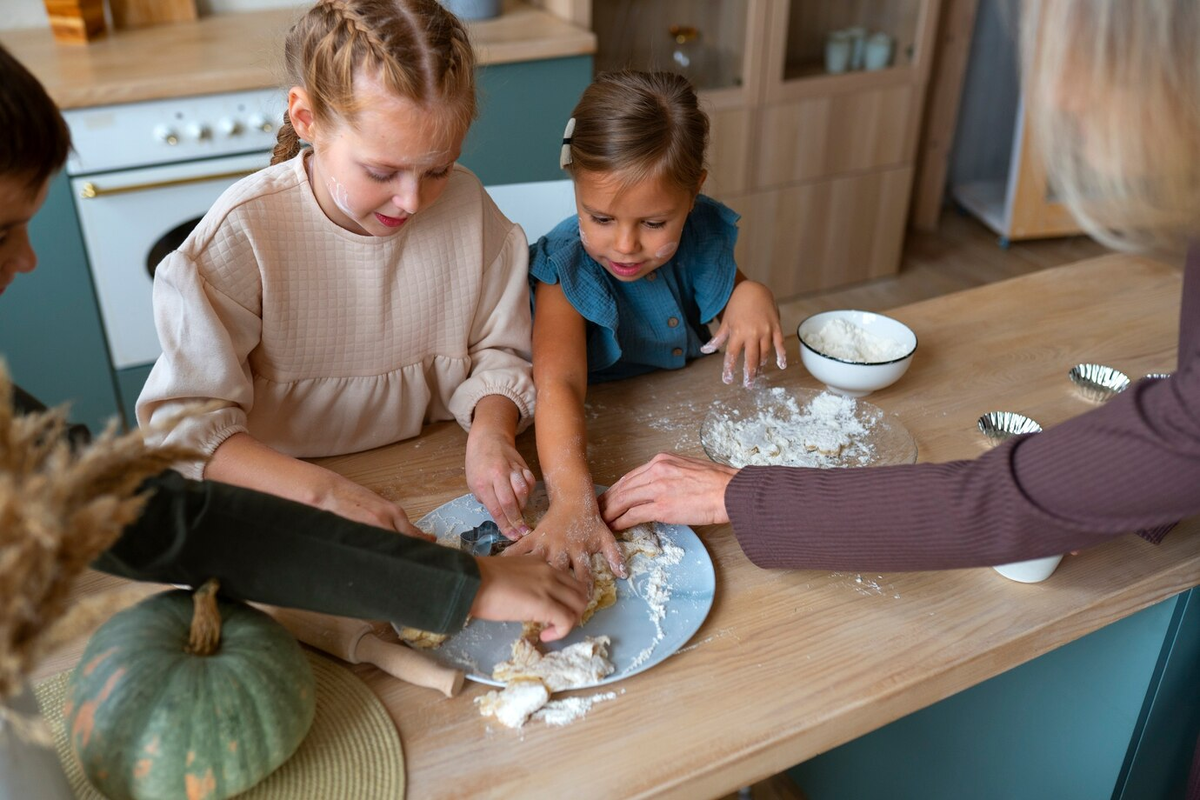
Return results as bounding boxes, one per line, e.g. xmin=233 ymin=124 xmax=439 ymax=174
xmin=654 ymin=241 xmax=678 ymax=260
xmin=326 ymin=174 xmax=356 ymax=218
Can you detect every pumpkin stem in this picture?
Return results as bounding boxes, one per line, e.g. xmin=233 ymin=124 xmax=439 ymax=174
xmin=187 ymin=579 xmax=222 ymax=656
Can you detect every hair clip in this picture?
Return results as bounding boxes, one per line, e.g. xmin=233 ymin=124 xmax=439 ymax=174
xmin=559 ymin=117 xmax=575 ymax=169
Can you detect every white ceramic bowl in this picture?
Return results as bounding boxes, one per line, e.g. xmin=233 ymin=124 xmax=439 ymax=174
xmin=992 ymin=555 xmax=1064 ymax=583
xmin=797 ymin=310 xmax=917 ymax=397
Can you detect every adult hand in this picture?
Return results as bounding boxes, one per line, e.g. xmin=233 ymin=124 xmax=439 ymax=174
xmin=501 ymin=501 xmax=627 ymax=584
xmin=465 ymin=429 xmax=536 ymax=540
xmin=701 ymin=280 xmax=787 ymax=386
xmin=470 ymin=554 xmax=589 ymax=642
xmin=599 ymin=453 xmax=738 ymax=530
xmin=312 ymin=472 xmax=434 ymax=540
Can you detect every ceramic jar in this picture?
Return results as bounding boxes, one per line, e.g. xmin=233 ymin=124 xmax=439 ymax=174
xmin=864 ymin=32 xmax=895 ymax=71
xmin=824 ymin=31 xmax=852 ymax=74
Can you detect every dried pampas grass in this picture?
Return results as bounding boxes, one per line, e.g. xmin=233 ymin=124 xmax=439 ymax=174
xmin=0 ymin=362 xmax=198 ymax=739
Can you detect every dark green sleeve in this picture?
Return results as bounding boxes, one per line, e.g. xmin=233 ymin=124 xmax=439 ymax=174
xmin=92 ymin=470 xmax=480 ymax=633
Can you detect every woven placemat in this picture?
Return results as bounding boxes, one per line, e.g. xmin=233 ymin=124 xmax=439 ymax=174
xmin=34 ymin=650 xmax=405 ymax=799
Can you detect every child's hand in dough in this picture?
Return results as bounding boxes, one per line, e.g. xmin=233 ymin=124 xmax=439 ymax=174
xmin=702 ymin=279 xmax=786 ymax=387
xmin=470 ymin=554 xmax=589 ymax=642
xmin=466 ymin=429 xmax=537 ymax=540
xmin=502 ymin=501 xmax=626 ymax=586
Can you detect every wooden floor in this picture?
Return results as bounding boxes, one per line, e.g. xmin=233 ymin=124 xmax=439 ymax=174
xmin=775 ymin=209 xmax=1111 ymax=335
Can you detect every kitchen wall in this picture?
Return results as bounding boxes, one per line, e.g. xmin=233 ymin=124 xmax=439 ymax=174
xmin=2 ymin=0 xmax=305 ymax=31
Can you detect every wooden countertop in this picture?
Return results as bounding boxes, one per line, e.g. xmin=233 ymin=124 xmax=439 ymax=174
xmin=0 ymin=0 xmax=595 ymax=109
xmin=36 ymin=254 xmax=1199 ymax=798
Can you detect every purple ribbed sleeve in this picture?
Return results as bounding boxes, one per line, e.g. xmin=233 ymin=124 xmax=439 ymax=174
xmin=726 ymin=249 xmax=1200 ymax=572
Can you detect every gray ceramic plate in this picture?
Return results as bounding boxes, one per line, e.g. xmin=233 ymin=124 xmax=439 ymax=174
xmin=393 ymin=487 xmax=715 ymax=688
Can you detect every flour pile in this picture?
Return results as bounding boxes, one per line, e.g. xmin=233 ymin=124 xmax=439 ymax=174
xmin=804 ymin=318 xmax=908 ymax=363
xmin=705 ymin=388 xmax=878 ymax=468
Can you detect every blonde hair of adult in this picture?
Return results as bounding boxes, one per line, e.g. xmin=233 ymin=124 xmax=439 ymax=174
xmin=565 ymin=70 xmax=710 ymax=195
xmin=271 ymin=0 xmax=477 ymax=166
xmin=1023 ymin=0 xmax=1199 ymax=254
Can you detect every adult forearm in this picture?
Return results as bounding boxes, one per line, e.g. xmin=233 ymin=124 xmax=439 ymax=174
xmin=728 ymin=386 xmax=1199 ymax=572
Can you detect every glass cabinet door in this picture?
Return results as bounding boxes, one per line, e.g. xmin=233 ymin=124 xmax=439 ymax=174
xmin=780 ymin=0 xmax=927 ymax=83
xmin=592 ymin=0 xmax=750 ymax=93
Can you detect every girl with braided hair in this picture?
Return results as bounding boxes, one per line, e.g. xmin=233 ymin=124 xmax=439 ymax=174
xmin=138 ymin=0 xmax=542 ymax=545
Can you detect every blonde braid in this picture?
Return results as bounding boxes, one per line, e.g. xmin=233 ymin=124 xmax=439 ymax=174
xmin=318 ymin=0 xmax=392 ymax=69
xmin=279 ymin=0 xmax=477 ymax=145
xmin=271 ymin=110 xmax=303 ymax=166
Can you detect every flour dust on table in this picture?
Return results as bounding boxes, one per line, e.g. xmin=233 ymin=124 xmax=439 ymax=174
xmin=701 ymin=387 xmax=917 ymax=468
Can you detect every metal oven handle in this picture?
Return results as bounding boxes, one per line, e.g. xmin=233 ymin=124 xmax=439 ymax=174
xmin=79 ymin=168 xmax=260 ymax=199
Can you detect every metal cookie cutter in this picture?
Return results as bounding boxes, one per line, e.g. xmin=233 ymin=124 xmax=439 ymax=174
xmin=458 ymin=520 xmax=513 ymax=556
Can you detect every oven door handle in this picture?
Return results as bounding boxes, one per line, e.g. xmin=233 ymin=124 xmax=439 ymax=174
xmin=79 ymin=168 xmax=260 ymax=199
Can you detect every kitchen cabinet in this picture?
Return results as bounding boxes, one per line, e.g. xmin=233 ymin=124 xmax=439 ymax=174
xmin=0 ymin=172 xmax=122 ymax=433
xmin=589 ymin=0 xmax=942 ymax=297
xmin=465 ymin=55 xmax=594 ymax=184
xmin=789 ymin=588 xmax=1200 ymax=799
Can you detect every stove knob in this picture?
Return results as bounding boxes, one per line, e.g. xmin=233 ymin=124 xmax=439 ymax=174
xmin=185 ymin=122 xmax=211 ymax=141
xmin=153 ymin=124 xmax=179 ymax=146
xmin=218 ymin=117 xmax=242 ymax=136
xmin=248 ymin=113 xmax=274 ymax=133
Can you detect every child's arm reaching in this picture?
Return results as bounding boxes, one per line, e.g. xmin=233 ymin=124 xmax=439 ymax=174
xmin=502 ymin=282 xmax=627 ymax=583
xmin=466 ymin=395 xmax=537 ymax=539
xmin=701 ymin=269 xmax=787 ymax=387
xmin=471 ymin=554 xmax=589 ymax=642
xmin=449 ymin=220 xmax=540 ymax=536
xmin=207 ymin=433 xmax=435 ymax=539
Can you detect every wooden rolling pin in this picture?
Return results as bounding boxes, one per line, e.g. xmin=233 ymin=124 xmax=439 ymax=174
xmin=257 ymin=605 xmax=465 ymax=697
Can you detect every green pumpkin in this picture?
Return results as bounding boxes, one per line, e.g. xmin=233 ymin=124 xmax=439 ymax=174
xmin=64 ymin=581 xmax=315 ymax=800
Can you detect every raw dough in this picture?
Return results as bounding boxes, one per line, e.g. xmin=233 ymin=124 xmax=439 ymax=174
xmin=492 ymin=634 xmax=614 ymax=693
xmin=396 ymin=627 xmax=449 ymax=649
xmin=476 ymin=679 xmax=551 ymax=729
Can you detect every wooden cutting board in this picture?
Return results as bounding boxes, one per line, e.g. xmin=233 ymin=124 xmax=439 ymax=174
xmin=109 ymin=0 xmax=197 ymax=28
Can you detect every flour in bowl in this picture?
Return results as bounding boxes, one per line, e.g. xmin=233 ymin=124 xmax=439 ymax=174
xmin=805 ymin=318 xmax=908 ymax=363
xmin=706 ymin=388 xmax=877 ymax=468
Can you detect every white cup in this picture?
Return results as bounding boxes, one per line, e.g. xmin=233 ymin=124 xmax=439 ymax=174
xmin=825 ymin=32 xmax=852 ymax=74
xmin=992 ymin=554 xmax=1064 ymax=583
xmin=864 ymin=32 xmax=894 ymax=71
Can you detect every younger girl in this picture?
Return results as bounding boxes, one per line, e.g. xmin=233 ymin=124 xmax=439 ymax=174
xmin=137 ymin=0 xmax=539 ymax=542
xmin=505 ymin=71 xmax=786 ymax=579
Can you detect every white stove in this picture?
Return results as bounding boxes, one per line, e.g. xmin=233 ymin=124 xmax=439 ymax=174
xmin=63 ymin=89 xmax=285 ymax=370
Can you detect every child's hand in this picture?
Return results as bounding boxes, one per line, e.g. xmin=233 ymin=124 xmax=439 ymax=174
xmin=313 ymin=472 xmax=435 ymax=541
xmin=465 ymin=429 xmax=536 ymax=540
xmin=702 ymin=280 xmax=787 ymax=387
xmin=502 ymin=502 xmax=627 ymax=584
xmin=469 ymin=554 xmax=589 ymax=642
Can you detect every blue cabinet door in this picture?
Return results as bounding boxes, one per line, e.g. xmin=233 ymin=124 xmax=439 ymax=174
xmin=1115 ymin=588 xmax=1200 ymax=800
xmin=461 ymin=55 xmax=593 ymax=185
xmin=788 ymin=596 xmax=1182 ymax=800
xmin=0 ymin=172 xmax=121 ymax=433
